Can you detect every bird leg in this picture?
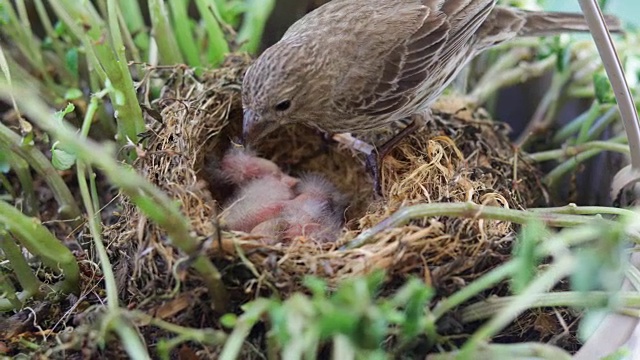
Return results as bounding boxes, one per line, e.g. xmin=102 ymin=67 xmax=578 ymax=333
xmin=365 ymin=110 xmax=429 ymax=195
xmin=331 ymin=133 xmax=375 ymax=155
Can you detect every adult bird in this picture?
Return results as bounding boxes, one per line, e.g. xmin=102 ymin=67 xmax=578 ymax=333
xmin=241 ymin=0 xmax=621 ymax=192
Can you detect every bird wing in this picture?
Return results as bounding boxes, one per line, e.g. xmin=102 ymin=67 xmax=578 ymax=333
xmin=334 ymin=0 xmax=496 ymax=118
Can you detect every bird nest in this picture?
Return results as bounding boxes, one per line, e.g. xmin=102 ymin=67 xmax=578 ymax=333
xmin=106 ymin=55 xmax=550 ymax=345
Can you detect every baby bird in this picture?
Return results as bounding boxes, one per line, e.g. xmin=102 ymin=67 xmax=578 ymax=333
xmin=249 ymin=217 xmax=290 ymax=240
xmin=281 ymin=174 xmax=347 ymax=243
xmin=220 ymin=175 xmax=295 ymax=233
xmin=218 ymin=147 xmax=298 ymax=187
xmin=216 ymin=148 xmax=347 ymax=243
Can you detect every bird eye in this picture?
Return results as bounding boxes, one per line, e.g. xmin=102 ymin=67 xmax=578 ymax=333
xmin=274 ymin=100 xmax=291 ymax=112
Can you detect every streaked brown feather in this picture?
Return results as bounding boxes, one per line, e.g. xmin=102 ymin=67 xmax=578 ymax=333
xmin=359 ymin=10 xmax=451 ymax=115
xmin=351 ymin=0 xmax=495 ymax=118
xmin=431 ymin=0 xmax=494 ymax=64
xmin=241 ymin=0 xmax=623 ymax=138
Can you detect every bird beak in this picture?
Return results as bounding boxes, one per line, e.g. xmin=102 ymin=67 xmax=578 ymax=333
xmin=242 ymin=108 xmax=278 ymax=145
xmin=242 ymin=108 xmax=257 ymax=144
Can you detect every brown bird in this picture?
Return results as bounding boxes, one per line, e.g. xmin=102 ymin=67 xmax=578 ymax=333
xmin=241 ymin=0 xmax=621 ymax=191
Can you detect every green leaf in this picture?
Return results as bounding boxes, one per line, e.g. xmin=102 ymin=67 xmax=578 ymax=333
xmin=54 ymin=103 xmax=76 ymax=123
xmin=0 ymin=3 xmax=9 ymax=26
xmin=601 ymin=348 xmax=631 ymax=360
xmin=220 ymin=313 xmax=237 ymax=328
xmin=268 ymin=302 xmax=291 ymax=344
xmin=303 ymin=276 xmax=327 ymax=298
xmin=318 ymin=308 xmax=357 ymax=339
xmin=54 ymin=21 xmax=66 ymax=37
xmin=65 ymin=48 xmax=79 ymax=78
xmin=104 ymin=79 xmax=126 ymax=106
xmin=353 ymin=309 xmax=387 ymax=350
xmin=20 ymin=130 xmax=35 ymax=147
xmin=64 ymin=88 xmax=83 ymax=100
xmin=0 ymin=151 xmax=10 ymax=173
xmin=571 ymin=224 xmax=625 ymax=292
xmin=42 ymin=36 xmax=54 ymax=51
xmin=397 ymin=280 xmax=432 ymax=339
xmin=365 ymin=270 xmax=386 ymax=295
xmin=578 ymin=310 xmax=610 ymax=342
xmin=51 ymin=142 xmax=77 ymax=170
xmin=593 ymin=72 xmax=617 ymax=104
xmin=570 ymin=249 xmax=603 ymax=292
xmin=511 ymin=220 xmax=546 ymax=294
xmin=50 ymin=104 xmax=77 ymax=170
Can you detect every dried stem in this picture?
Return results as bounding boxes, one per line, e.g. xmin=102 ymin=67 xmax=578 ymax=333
xmin=345 ymin=201 xmax=622 ymax=249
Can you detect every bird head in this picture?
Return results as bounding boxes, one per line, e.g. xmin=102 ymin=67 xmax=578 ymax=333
xmin=241 ymin=39 xmax=329 ymax=144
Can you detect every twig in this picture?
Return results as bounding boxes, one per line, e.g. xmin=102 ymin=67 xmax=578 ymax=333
xmin=578 ymin=0 xmax=640 ymax=168
xmin=343 ymin=201 xmax=618 ymax=249
xmin=458 ymin=256 xmax=576 ymax=357
xmin=470 ymin=51 xmax=556 ymax=105
xmin=577 ymin=0 xmax=640 ymax=198
xmin=527 ymin=138 xmax=628 ymax=162
xmin=461 ymin=291 xmax=640 ymax=323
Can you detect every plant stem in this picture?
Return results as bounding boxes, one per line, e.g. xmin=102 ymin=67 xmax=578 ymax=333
xmin=76 ymin=92 xmax=120 ymax=310
xmin=191 ymin=256 xmax=229 ymax=312
xmin=0 ymin=85 xmax=229 ymax=311
xmin=148 ymin=0 xmax=184 ymax=65
xmin=130 ymin=309 xmax=227 ymax=356
xmin=0 ymin=200 xmax=80 ymax=295
xmin=517 ymin=68 xmax=573 ymax=147
xmin=168 ymin=0 xmax=203 ymax=68
xmin=428 ymin=342 xmax=571 ymax=360
xmin=470 ymin=51 xmax=556 ymax=104
xmin=219 ymin=299 xmax=273 ymax=360
xmin=529 ymin=204 xmax=637 ymax=217
xmin=543 ymin=146 xmax=613 ymax=187
xmin=0 ymin=231 xmax=44 ymax=303
xmin=576 ymin=101 xmax=602 ymax=144
xmin=552 ymin=105 xmax=617 ymax=144
xmin=578 ymin=0 xmax=640 ymax=170
xmin=432 ymin=261 xmax=520 ymax=320
xmin=236 ymin=0 xmax=276 ymax=54
xmin=461 ymin=291 xmax=640 ymax=323
xmin=33 ymin=0 xmax=71 ymax=78
xmin=113 ymin=3 xmax=143 ymax=64
xmin=194 ymin=0 xmax=230 ymax=66
xmin=107 ymin=314 xmax=151 ymax=359
xmin=432 ymin=209 xmax=636 ymax=322
xmin=117 ymin=0 xmax=149 ymax=54
xmin=51 ymin=0 xmax=145 ymax=145
xmin=0 ymin=123 xmax=81 ymax=221
xmin=0 ymin=272 xmax=22 ymax=310
xmin=458 ymin=256 xmax=576 ymax=358
xmin=4 ymin=2 xmax=55 ymax=89
xmin=5 ymin=152 xmax=37 ymax=216
xmin=344 ymin=202 xmax=612 ymax=249
xmin=527 ymin=138 xmax=629 ymax=162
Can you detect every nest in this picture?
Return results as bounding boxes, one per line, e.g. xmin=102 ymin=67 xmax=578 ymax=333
xmin=106 ymin=55 xmax=553 ymax=350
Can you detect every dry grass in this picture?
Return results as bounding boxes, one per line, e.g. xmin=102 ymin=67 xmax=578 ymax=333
xmin=98 ymin=55 xmax=567 ymax=355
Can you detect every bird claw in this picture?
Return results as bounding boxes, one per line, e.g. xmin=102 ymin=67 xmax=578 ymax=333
xmin=365 ymin=151 xmax=383 ymax=196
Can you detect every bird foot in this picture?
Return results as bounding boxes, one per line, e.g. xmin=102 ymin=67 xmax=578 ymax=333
xmin=332 ymin=133 xmax=383 ymax=195
xmin=365 ymin=151 xmax=383 ymax=196
xmin=331 ymin=133 xmax=375 ymax=155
